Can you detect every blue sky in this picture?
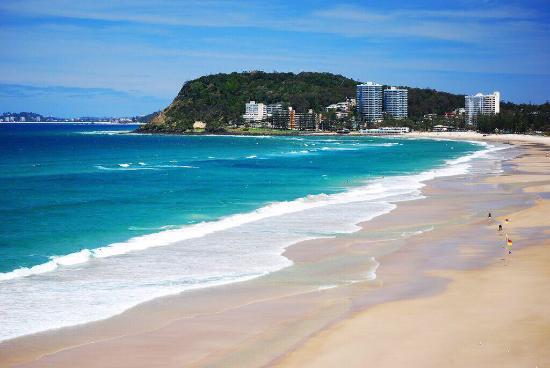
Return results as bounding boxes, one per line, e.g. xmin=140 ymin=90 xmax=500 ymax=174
xmin=0 ymin=0 xmax=548 ymax=117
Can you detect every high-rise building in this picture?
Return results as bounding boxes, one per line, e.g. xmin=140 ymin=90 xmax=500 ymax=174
xmin=356 ymin=82 xmax=383 ymax=122
xmin=465 ymin=91 xmax=500 ymax=123
xmin=383 ymin=87 xmax=408 ymax=119
xmin=243 ymin=101 xmax=267 ymax=122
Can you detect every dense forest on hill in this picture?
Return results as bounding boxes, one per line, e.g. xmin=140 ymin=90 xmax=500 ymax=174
xmin=140 ymin=71 xmax=548 ymax=133
xmin=404 ymin=87 xmax=464 ymax=117
xmin=140 ymin=71 xmax=469 ymax=133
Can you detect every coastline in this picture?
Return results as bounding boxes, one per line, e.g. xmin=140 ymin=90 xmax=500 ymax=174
xmin=1 ymin=135 xmax=549 ymax=367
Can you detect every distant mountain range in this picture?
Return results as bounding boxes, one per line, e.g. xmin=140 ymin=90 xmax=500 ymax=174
xmin=0 ymin=111 xmax=150 ymax=123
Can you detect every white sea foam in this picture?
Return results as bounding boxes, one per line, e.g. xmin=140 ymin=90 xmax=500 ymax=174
xmin=129 ymin=225 xmax=180 ymax=231
xmin=401 ymin=226 xmax=435 ymax=238
xmin=78 ymin=130 xmax=132 ymax=135
xmin=317 ymin=284 xmax=338 ymax=291
xmin=96 ymin=165 xmax=158 ymax=171
xmin=153 ymin=164 xmax=198 ymax=169
xmin=347 ymin=257 xmax=380 ymax=283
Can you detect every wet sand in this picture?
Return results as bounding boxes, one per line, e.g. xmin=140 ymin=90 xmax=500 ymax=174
xmin=1 ymin=138 xmax=549 ymax=367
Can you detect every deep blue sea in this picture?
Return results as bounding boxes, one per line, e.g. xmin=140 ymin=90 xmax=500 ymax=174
xmin=0 ymin=123 xmax=488 ymax=340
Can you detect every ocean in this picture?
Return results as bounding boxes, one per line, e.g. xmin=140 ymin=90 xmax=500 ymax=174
xmin=0 ymin=123 xmax=490 ymax=341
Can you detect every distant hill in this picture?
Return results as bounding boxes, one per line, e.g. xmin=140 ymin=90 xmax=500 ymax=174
xmin=135 ymin=111 xmax=160 ymax=123
xmin=140 ymin=71 xmax=467 ymax=133
xmin=1 ymin=111 xmax=148 ymax=123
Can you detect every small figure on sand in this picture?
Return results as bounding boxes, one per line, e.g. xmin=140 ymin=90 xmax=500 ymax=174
xmin=498 ymin=224 xmax=503 ymax=231
xmin=488 ymin=212 xmax=492 ymax=219
xmin=505 ymin=234 xmax=513 ymax=254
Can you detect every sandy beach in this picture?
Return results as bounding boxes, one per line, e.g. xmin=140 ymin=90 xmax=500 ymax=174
xmin=1 ymin=135 xmax=549 ymax=367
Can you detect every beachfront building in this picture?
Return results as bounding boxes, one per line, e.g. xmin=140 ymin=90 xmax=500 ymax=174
xmin=271 ymin=107 xmax=319 ymax=130
xmin=265 ymin=103 xmax=284 ymax=117
xmin=465 ymin=91 xmax=500 ymax=123
xmin=359 ymin=127 xmax=410 ymax=135
xmin=243 ymin=101 xmax=267 ymax=122
xmin=294 ymin=109 xmax=318 ymax=131
xmin=271 ymin=107 xmax=295 ymax=129
xmin=433 ymin=125 xmax=454 ymax=132
xmin=356 ymin=82 xmax=383 ymax=123
xmin=383 ymin=87 xmax=408 ymax=119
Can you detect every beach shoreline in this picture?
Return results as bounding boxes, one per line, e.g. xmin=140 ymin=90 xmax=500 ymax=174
xmin=1 ymin=135 xmax=549 ymax=367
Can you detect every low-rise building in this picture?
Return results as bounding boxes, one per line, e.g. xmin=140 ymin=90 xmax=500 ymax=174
xmin=193 ymin=121 xmax=206 ymax=129
xmin=243 ymin=101 xmax=267 ymax=122
xmin=326 ymin=99 xmax=355 ymax=113
xmin=294 ymin=109 xmax=317 ymax=131
xmin=271 ymin=107 xmax=319 ymax=130
xmin=265 ymin=103 xmax=284 ymax=117
xmin=272 ymin=107 xmax=295 ymax=130
xmin=359 ymin=127 xmax=410 ymax=135
xmin=433 ymin=125 xmax=453 ymax=132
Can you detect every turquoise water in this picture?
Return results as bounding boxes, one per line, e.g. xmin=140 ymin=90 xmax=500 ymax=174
xmin=0 ymin=123 xmax=484 ymax=340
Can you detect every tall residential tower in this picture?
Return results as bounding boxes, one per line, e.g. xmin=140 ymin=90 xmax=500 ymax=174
xmin=383 ymin=87 xmax=408 ymax=119
xmin=356 ymin=82 xmax=383 ymax=122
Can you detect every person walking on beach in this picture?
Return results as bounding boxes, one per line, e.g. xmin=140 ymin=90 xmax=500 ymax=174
xmin=505 ymin=234 xmax=513 ymax=255
xmin=498 ymin=224 xmax=503 ymax=231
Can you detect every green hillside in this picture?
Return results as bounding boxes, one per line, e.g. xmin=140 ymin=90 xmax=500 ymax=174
xmin=140 ymin=71 xmax=466 ymax=133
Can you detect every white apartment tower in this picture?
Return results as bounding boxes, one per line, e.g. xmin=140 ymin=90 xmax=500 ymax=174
xmin=383 ymin=87 xmax=408 ymax=119
xmin=465 ymin=91 xmax=500 ymax=123
xmin=243 ymin=101 xmax=267 ymax=122
xmin=356 ymin=82 xmax=383 ymax=122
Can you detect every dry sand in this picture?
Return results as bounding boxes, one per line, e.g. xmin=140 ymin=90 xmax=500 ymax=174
xmin=408 ymin=131 xmax=550 ymax=145
xmin=278 ymin=206 xmax=550 ymax=368
xmin=2 ymin=137 xmax=549 ymax=368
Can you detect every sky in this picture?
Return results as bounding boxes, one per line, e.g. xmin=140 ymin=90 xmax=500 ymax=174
xmin=0 ymin=0 xmax=549 ymax=117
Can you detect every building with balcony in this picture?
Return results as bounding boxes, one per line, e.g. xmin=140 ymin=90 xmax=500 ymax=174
xmin=356 ymin=82 xmax=383 ymax=122
xmin=243 ymin=101 xmax=267 ymax=122
xmin=383 ymin=87 xmax=408 ymax=119
xmin=265 ymin=103 xmax=284 ymax=117
xmin=465 ymin=91 xmax=500 ymax=123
